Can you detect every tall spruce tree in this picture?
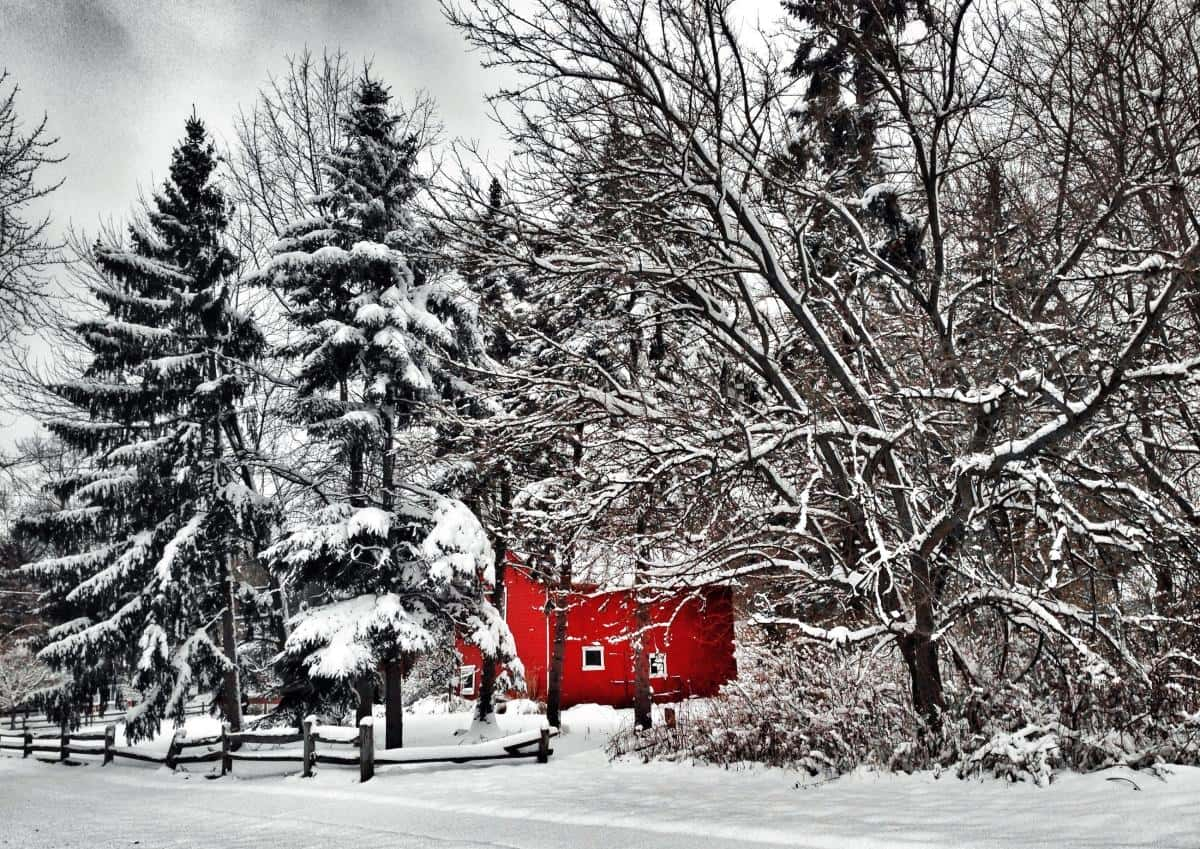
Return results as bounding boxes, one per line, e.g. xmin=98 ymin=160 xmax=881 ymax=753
xmin=256 ymin=75 xmax=516 ymax=747
xmin=17 ymin=116 xmax=268 ymax=740
xmin=456 ymin=177 xmax=538 ymax=723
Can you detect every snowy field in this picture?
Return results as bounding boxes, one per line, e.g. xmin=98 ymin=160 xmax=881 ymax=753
xmin=1 ymin=704 xmax=1198 ymax=849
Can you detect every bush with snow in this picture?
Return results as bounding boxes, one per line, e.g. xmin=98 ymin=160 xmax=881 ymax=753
xmin=609 ymin=644 xmax=915 ymax=776
xmin=611 ymin=637 xmax=1200 ymax=784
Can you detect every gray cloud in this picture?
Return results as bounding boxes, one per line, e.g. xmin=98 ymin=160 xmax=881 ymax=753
xmin=0 ymin=0 xmax=503 ymax=439
xmin=0 ymin=0 xmax=500 ymax=226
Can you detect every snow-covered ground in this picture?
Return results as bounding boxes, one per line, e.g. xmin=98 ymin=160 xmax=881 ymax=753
xmin=1 ymin=703 xmax=1198 ymax=848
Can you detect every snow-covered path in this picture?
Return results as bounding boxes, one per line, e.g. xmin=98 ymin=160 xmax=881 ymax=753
xmin=0 ymin=756 xmax=771 ymax=849
xmin=2 ymin=752 xmax=1199 ymax=848
xmin=2 ymin=706 xmax=1198 ymax=848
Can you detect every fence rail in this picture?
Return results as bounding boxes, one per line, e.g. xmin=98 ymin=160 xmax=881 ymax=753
xmin=0 ymin=718 xmax=555 ymax=783
xmin=5 ymin=701 xmax=211 ymax=734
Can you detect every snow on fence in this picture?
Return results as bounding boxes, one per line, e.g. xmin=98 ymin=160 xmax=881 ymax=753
xmin=0 ymin=718 xmax=555 ymax=783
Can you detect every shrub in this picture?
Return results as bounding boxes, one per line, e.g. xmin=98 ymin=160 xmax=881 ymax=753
xmin=610 ymin=638 xmax=1200 ymax=784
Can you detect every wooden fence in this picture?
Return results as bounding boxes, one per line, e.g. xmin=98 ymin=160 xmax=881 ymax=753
xmin=4 ymin=701 xmax=210 ymax=734
xmin=0 ymin=718 xmax=555 ymax=783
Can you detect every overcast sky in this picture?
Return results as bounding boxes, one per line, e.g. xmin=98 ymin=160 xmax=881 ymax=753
xmin=1 ymin=0 xmax=501 ymax=225
xmin=0 ymin=0 xmax=504 ymax=442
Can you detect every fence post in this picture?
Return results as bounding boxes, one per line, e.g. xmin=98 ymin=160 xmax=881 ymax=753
xmin=359 ymin=717 xmax=374 ymax=783
xmin=103 ymin=723 xmax=115 ymax=766
xmin=221 ymin=724 xmax=231 ymax=776
xmin=59 ymin=720 xmax=69 ymax=762
xmin=302 ymin=717 xmax=314 ymax=778
xmin=165 ymin=729 xmax=181 ymax=771
xmin=22 ymin=730 xmax=32 ymax=759
xmin=537 ymin=727 xmax=550 ymax=764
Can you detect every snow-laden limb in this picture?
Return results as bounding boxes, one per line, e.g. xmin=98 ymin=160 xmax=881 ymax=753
xmin=63 ymin=531 xmax=154 ymax=605
xmin=750 ymin=615 xmax=906 ymax=648
xmin=423 ymin=497 xmax=496 ymax=585
xmin=937 ymin=586 xmax=1146 ymax=684
xmin=286 ymin=595 xmax=442 ymax=681
xmin=153 ymin=513 xmax=205 ymax=588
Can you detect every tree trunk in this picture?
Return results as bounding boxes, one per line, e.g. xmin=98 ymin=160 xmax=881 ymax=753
xmin=899 ymin=629 xmax=945 ymax=722
xmin=372 ymin=398 xmax=403 ymax=748
xmin=632 ymin=502 xmax=652 ymax=730
xmin=343 ymin=380 xmax=366 ymax=509
xmin=211 ymin=351 xmax=243 ymax=733
xmin=632 ymin=601 xmax=653 ymax=730
xmin=476 ymin=469 xmax=512 ymax=722
xmin=221 ymin=416 xmax=290 ymax=648
xmin=383 ymin=659 xmax=403 ymax=749
xmin=355 ymin=674 xmax=374 ymax=725
xmin=901 ymin=544 xmax=946 ymax=722
xmin=545 ymin=551 xmax=571 ymax=729
xmin=219 ymin=554 xmax=243 ymax=733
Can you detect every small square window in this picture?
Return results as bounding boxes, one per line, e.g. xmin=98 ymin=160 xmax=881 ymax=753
xmin=582 ymin=645 xmax=605 ymax=671
xmin=459 ymin=664 xmax=477 ymax=695
xmin=649 ymin=652 xmax=667 ymax=679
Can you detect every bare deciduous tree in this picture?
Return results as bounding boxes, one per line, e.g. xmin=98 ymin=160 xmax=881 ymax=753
xmin=0 ymin=70 xmax=62 ymax=347
xmin=444 ymin=0 xmax=1200 ymax=725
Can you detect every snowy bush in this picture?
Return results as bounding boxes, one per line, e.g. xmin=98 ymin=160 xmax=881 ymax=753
xmin=609 ymin=643 xmax=918 ymax=777
xmin=398 ymin=630 xmax=460 ymax=708
xmin=945 ymin=654 xmax=1200 ymax=781
xmin=0 ymin=644 xmax=58 ymax=712
xmin=955 ymin=724 xmax=1062 ymax=786
xmin=408 ymin=693 xmax=476 ymax=715
xmin=611 ymin=635 xmax=1200 ymax=783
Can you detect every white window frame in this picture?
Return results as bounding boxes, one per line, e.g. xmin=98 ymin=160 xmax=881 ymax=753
xmin=459 ymin=664 xmax=477 ymax=696
xmin=649 ymin=652 xmax=668 ymax=679
xmin=581 ymin=645 xmax=605 ymax=671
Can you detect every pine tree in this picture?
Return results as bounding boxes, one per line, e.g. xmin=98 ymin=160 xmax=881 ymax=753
xmin=255 ymin=75 xmax=516 ymax=747
xmin=454 ymin=177 xmax=535 ymax=723
xmin=16 ymin=116 xmax=269 ymax=740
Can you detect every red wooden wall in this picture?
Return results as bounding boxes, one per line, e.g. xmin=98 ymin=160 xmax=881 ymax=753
xmin=459 ymin=566 xmax=736 ymax=709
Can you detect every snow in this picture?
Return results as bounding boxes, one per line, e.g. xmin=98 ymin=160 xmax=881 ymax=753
xmin=1 ymin=705 xmax=1199 ymax=848
xmin=862 ymin=182 xmax=898 ymax=207
xmin=377 ymin=727 xmax=547 ymax=761
xmin=346 ymin=506 xmax=391 ymax=539
xmin=421 ymin=497 xmax=494 ymax=583
xmin=286 ymin=597 xmax=382 ymax=680
xmin=154 ymin=513 xmax=205 ymax=586
xmin=1110 ymin=253 xmax=1167 ymax=274
xmin=285 ymin=594 xmax=441 ymax=679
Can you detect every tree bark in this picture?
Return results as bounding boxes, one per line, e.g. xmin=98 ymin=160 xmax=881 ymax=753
xmin=899 ymin=630 xmax=945 ymax=722
xmin=632 ymin=500 xmax=652 ymax=730
xmin=383 ymin=659 xmax=403 ymax=749
xmin=343 ymin=379 xmax=365 ymax=508
xmin=632 ymin=601 xmax=653 ymax=730
xmin=476 ymin=469 xmax=511 ymax=721
xmin=545 ymin=551 xmax=571 ymax=729
xmin=210 ymin=352 xmax=243 ymax=734
xmin=219 ymin=553 xmax=243 ymax=733
xmin=354 ymin=674 xmax=374 ymax=725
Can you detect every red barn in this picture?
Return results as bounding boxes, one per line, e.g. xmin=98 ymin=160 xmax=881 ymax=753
xmin=457 ymin=564 xmax=736 ymax=709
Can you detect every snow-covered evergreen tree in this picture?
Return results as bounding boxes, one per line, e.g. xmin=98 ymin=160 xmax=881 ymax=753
xmin=254 ymin=75 xmax=516 ymax=746
xmin=16 ymin=116 xmax=269 ymax=740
